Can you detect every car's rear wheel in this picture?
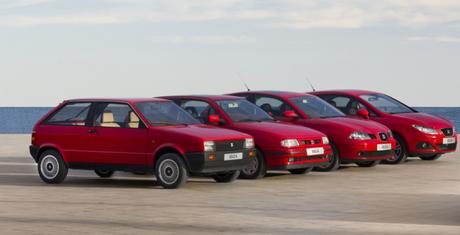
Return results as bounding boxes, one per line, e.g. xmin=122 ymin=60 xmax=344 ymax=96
xmin=419 ymin=154 xmax=442 ymax=161
xmin=289 ymin=167 xmax=313 ymax=175
xmin=356 ymin=161 xmax=380 ymax=167
xmin=382 ymin=135 xmax=407 ymax=164
xmin=239 ymin=149 xmax=266 ymax=179
xmin=212 ymin=170 xmax=240 ymax=183
xmin=155 ymin=153 xmax=189 ymax=189
xmin=38 ymin=150 xmax=68 ymax=184
xmin=95 ymin=169 xmax=114 ymax=178
xmin=314 ymin=143 xmax=340 ymax=172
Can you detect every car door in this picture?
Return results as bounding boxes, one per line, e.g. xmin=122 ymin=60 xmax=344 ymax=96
xmin=86 ymin=102 xmax=148 ymax=165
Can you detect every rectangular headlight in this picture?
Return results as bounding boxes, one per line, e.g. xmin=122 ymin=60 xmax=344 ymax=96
xmin=244 ymin=138 xmax=254 ymax=149
xmin=322 ymin=137 xmax=330 ymax=145
xmin=281 ymin=139 xmax=300 ymax=148
xmin=204 ymin=141 xmax=215 ymax=152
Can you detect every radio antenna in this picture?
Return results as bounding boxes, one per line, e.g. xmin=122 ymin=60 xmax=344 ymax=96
xmin=238 ymin=73 xmax=251 ymax=91
xmin=306 ymin=76 xmax=316 ymax=92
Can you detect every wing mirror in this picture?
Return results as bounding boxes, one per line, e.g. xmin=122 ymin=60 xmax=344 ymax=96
xmin=208 ymin=114 xmax=221 ymax=125
xmin=357 ymin=109 xmax=370 ymax=120
xmin=283 ymin=110 xmax=299 ymax=119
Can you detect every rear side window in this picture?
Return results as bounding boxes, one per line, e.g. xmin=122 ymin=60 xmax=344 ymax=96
xmin=45 ymin=103 xmax=91 ymax=126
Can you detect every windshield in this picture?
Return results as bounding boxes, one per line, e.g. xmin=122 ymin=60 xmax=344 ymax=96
xmin=360 ymin=94 xmax=414 ymax=114
xmin=216 ymin=99 xmax=273 ymax=123
xmin=135 ymin=101 xmax=200 ymax=126
xmin=289 ymin=96 xmax=345 ymax=118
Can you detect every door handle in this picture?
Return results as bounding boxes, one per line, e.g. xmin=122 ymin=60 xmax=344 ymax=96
xmin=88 ymin=129 xmax=97 ymax=134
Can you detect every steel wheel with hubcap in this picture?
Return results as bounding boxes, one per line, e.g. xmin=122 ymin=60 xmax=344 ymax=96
xmin=239 ymin=149 xmax=266 ymax=179
xmin=155 ymin=153 xmax=188 ymax=189
xmin=419 ymin=154 xmax=442 ymax=161
xmin=38 ymin=150 xmax=68 ymax=184
xmin=212 ymin=170 xmax=240 ymax=183
xmin=95 ymin=169 xmax=115 ymax=178
xmin=314 ymin=143 xmax=340 ymax=172
xmin=382 ymin=135 xmax=407 ymax=164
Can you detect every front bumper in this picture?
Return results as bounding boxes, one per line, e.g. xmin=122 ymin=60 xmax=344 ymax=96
xmin=265 ymin=146 xmax=332 ymax=170
xmin=29 ymin=145 xmax=39 ymax=162
xmin=337 ymin=140 xmax=396 ymax=162
xmin=407 ymin=133 xmax=457 ymax=155
xmin=184 ymin=149 xmax=254 ymax=174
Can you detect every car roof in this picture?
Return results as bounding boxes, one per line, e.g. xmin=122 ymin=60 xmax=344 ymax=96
xmin=232 ymin=90 xmax=312 ymax=99
xmin=159 ymin=95 xmax=244 ymax=101
xmin=310 ymin=89 xmax=383 ymax=96
xmin=64 ymin=98 xmax=169 ymax=103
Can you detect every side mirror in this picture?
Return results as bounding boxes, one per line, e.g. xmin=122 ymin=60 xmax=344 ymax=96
xmin=208 ymin=114 xmax=221 ymax=124
xmin=283 ymin=110 xmax=298 ymax=119
xmin=357 ymin=109 xmax=370 ymax=120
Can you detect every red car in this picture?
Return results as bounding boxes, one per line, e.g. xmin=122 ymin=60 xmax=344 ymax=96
xmin=160 ymin=95 xmax=332 ymax=179
xmin=230 ymin=91 xmax=396 ymax=171
xmin=30 ymin=98 xmax=256 ymax=189
xmin=311 ymin=90 xmax=457 ymax=163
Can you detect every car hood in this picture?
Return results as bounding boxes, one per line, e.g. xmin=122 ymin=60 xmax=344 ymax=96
xmin=232 ymin=121 xmax=325 ymax=139
xmin=392 ymin=112 xmax=453 ymax=129
xmin=150 ymin=124 xmax=251 ymax=141
xmin=300 ymin=117 xmax=390 ymax=133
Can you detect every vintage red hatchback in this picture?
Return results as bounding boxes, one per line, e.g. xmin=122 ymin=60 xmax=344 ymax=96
xmin=161 ymin=95 xmax=332 ymax=179
xmin=30 ymin=98 xmax=256 ymax=189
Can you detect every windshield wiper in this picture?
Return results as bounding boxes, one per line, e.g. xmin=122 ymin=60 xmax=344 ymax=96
xmin=237 ymin=118 xmax=262 ymax=123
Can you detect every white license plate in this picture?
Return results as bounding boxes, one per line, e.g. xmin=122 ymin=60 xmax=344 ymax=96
xmin=377 ymin=144 xmax=392 ymax=151
xmin=443 ymin=137 xmax=456 ymax=144
xmin=307 ymin=147 xmax=324 ymax=156
xmin=224 ymin=152 xmax=243 ymax=161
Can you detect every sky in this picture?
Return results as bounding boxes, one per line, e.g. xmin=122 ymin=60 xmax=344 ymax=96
xmin=0 ymin=0 xmax=460 ymax=107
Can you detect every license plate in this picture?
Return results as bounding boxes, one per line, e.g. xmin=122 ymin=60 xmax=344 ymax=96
xmin=307 ymin=147 xmax=324 ymax=156
xmin=224 ymin=153 xmax=243 ymax=161
xmin=377 ymin=143 xmax=392 ymax=151
xmin=443 ymin=137 xmax=456 ymax=144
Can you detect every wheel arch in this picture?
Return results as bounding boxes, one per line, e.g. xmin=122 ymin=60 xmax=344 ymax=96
xmin=152 ymin=145 xmax=189 ymax=171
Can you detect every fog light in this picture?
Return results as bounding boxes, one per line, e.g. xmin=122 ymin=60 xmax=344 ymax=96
xmin=208 ymin=154 xmax=217 ymax=161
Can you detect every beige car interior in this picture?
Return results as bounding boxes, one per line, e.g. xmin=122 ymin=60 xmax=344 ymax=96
xmin=101 ymin=111 xmax=121 ymax=128
xmin=128 ymin=111 xmax=140 ymax=128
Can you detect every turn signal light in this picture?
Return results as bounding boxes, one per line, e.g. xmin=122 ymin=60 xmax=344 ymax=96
xmin=208 ymin=154 xmax=217 ymax=161
xmin=249 ymin=150 xmax=257 ymax=157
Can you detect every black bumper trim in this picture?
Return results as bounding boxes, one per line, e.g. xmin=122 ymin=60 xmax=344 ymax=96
xmin=185 ymin=149 xmax=253 ymax=174
xmin=29 ymin=145 xmax=39 ymax=162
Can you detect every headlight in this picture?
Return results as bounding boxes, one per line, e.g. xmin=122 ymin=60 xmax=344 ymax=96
xmin=388 ymin=130 xmax=393 ymax=138
xmin=281 ymin=139 xmax=300 ymax=148
xmin=244 ymin=138 xmax=254 ymax=149
xmin=412 ymin=125 xmax=438 ymax=135
xmin=322 ymin=137 xmax=330 ymax=145
xmin=349 ymin=132 xmax=372 ymax=140
xmin=204 ymin=141 xmax=215 ymax=152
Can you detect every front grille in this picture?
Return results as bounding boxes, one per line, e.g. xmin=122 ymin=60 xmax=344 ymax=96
xmin=300 ymin=139 xmax=321 ymax=145
xmin=441 ymin=128 xmax=454 ymax=136
xmin=215 ymin=140 xmax=244 ymax=152
xmin=360 ymin=150 xmax=394 ymax=158
xmin=369 ymin=134 xmax=377 ymax=139
xmin=379 ymin=133 xmax=388 ymax=141
xmin=437 ymin=143 xmax=457 ymax=151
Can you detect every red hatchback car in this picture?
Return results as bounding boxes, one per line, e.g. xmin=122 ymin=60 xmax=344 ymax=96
xmin=30 ymin=98 xmax=256 ymax=189
xmin=311 ymin=90 xmax=458 ymax=163
xmin=231 ymin=91 xmax=396 ymax=171
xmin=161 ymin=95 xmax=332 ymax=179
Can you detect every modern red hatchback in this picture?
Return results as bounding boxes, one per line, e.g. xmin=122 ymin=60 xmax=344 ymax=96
xmin=311 ymin=90 xmax=458 ymax=163
xmin=161 ymin=95 xmax=332 ymax=179
xmin=230 ymin=91 xmax=396 ymax=171
xmin=30 ymin=98 xmax=256 ymax=189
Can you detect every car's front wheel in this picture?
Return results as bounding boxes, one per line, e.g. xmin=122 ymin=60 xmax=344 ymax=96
xmin=356 ymin=161 xmax=380 ymax=167
xmin=95 ymin=169 xmax=114 ymax=178
xmin=212 ymin=170 xmax=240 ymax=183
xmin=289 ymin=167 xmax=313 ymax=175
xmin=382 ymin=135 xmax=407 ymax=164
xmin=38 ymin=150 xmax=68 ymax=184
xmin=155 ymin=153 xmax=189 ymax=189
xmin=419 ymin=154 xmax=442 ymax=161
xmin=239 ymin=149 xmax=266 ymax=179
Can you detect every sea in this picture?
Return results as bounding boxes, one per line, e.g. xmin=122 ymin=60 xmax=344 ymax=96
xmin=0 ymin=107 xmax=459 ymax=134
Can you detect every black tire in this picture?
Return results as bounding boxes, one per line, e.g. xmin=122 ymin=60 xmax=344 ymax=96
xmin=289 ymin=167 xmax=313 ymax=175
xmin=95 ymin=169 xmax=114 ymax=178
xmin=382 ymin=135 xmax=407 ymax=164
xmin=212 ymin=170 xmax=240 ymax=183
xmin=155 ymin=153 xmax=189 ymax=189
xmin=314 ymin=143 xmax=340 ymax=172
xmin=356 ymin=160 xmax=380 ymax=167
xmin=239 ymin=149 xmax=266 ymax=179
xmin=419 ymin=154 xmax=442 ymax=161
xmin=37 ymin=149 xmax=68 ymax=184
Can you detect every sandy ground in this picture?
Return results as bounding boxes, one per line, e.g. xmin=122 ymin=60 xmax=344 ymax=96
xmin=0 ymin=134 xmax=459 ymax=235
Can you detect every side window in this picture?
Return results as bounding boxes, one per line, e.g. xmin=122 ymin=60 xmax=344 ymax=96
xmin=254 ymin=96 xmax=295 ymax=117
xmin=325 ymin=95 xmax=374 ymax=116
xmin=45 ymin=103 xmax=91 ymax=126
xmin=94 ymin=103 xmax=141 ymax=128
xmin=180 ymin=100 xmax=220 ymax=124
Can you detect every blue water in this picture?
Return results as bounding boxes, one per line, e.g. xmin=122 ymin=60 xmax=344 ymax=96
xmin=0 ymin=107 xmax=458 ymax=134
